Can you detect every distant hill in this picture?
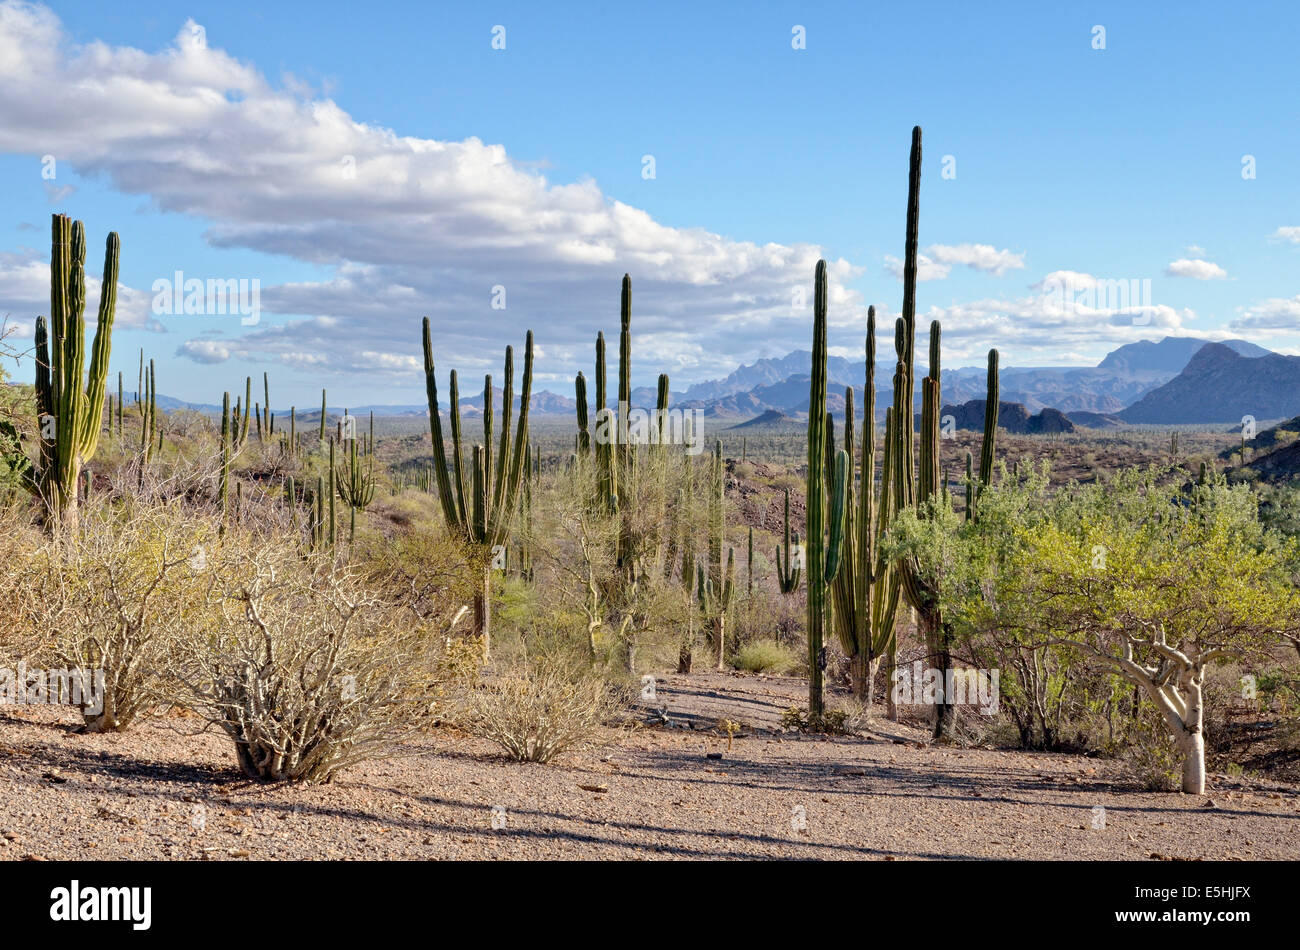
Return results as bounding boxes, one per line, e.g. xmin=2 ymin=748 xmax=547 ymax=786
xmin=1246 ymin=438 xmax=1300 ymax=482
xmin=1119 ymin=344 xmax=1300 ymax=424
xmin=1067 ymin=410 xmax=1125 ymax=429
xmin=673 ymin=336 xmax=1273 ymax=420
xmin=727 ymin=409 xmax=796 ymax=429
xmin=940 ymin=400 xmax=1076 ymax=435
xmin=1098 ymin=336 xmax=1270 ymax=375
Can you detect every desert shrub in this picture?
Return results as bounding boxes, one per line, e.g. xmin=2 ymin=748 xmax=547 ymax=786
xmin=461 ymin=656 xmax=622 ymax=763
xmin=1124 ymin=708 xmax=1181 ymax=792
xmin=16 ymin=501 xmax=213 ymax=732
xmin=772 ymin=472 xmax=803 ymax=495
xmin=735 ymin=638 xmax=797 ymax=673
xmin=166 ymin=535 xmax=444 ymax=783
xmin=780 ymin=705 xmax=859 ymax=735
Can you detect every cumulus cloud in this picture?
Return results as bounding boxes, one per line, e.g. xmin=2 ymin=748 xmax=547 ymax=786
xmin=914 ymin=271 xmax=1193 ymax=363
xmin=0 ymin=248 xmax=155 ymax=333
xmin=1270 ymin=227 xmax=1300 ymax=245
xmin=175 ymin=338 xmax=231 ymax=364
xmin=1230 ymin=295 xmax=1300 ymax=332
xmin=0 ymin=3 xmax=867 ymax=386
xmin=1165 ymin=258 xmax=1227 ymax=280
xmin=883 ymin=253 xmax=950 ymax=282
xmin=0 ymin=3 xmax=1212 ymax=384
xmin=884 ymin=243 xmax=1025 ymax=283
xmin=925 ymin=243 xmax=1026 ymax=276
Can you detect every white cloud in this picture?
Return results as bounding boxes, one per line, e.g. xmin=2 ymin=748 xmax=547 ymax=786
xmin=1231 ymin=295 xmax=1300 ymax=331
xmin=0 ymin=249 xmax=155 ymax=331
xmin=883 ymin=253 xmax=950 ymax=282
xmin=884 ymin=243 xmax=1025 ymax=283
xmin=175 ymin=339 xmax=231 ymax=364
xmin=1165 ymin=258 xmax=1227 ymax=280
xmin=925 ymin=243 xmax=1026 ymax=276
xmin=0 ymin=2 xmax=864 ymax=385
xmin=1270 ymin=227 xmax=1300 ymax=245
xmin=1184 ymin=244 xmax=1207 ymax=257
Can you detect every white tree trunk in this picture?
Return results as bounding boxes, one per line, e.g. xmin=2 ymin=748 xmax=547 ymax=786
xmin=1176 ymin=675 xmax=1206 ymax=794
xmin=1178 ymin=728 xmax=1206 ymax=795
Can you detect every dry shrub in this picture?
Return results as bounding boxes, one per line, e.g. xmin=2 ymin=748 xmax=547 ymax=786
xmin=15 ymin=501 xmax=213 ymax=732
xmin=165 ymin=535 xmax=444 ymax=783
xmin=462 ymin=657 xmax=622 ymax=763
xmin=1124 ymin=708 xmax=1181 ymax=791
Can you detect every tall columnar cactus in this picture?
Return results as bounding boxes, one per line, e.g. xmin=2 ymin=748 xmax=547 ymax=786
xmin=116 ymin=371 xmax=124 ymax=437
xmin=706 ymin=440 xmax=736 ymax=669
xmin=827 ymin=306 xmax=904 ymax=701
xmin=423 ymin=316 xmax=533 ymax=659
xmin=884 ymin=125 xmax=1001 ymax=738
xmin=747 ymin=526 xmax=754 ymax=597
xmin=775 ymin=487 xmax=802 ymax=594
xmin=137 ymin=359 xmax=157 ymax=462
xmin=977 ymin=348 xmax=999 ymax=497
xmin=218 ymin=391 xmax=231 ymax=530
xmin=805 ymin=259 xmax=850 ymax=720
xmin=29 ymin=215 xmax=119 ymax=530
xmin=337 ymin=410 xmax=376 ymax=543
xmin=575 ymin=372 xmax=591 ymax=455
xmin=319 ymin=389 xmax=327 ymax=442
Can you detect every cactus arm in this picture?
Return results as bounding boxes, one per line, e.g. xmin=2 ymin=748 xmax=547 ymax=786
xmin=449 ymin=369 xmax=470 ymax=524
xmin=493 ymin=330 xmax=533 ymax=549
xmin=575 ymin=372 xmax=590 ymax=454
xmin=825 ymin=448 xmax=848 ymax=583
xmin=421 ymin=316 xmax=461 ymax=530
xmin=979 ymin=348 xmax=999 ymax=488
xmin=77 ymin=230 xmax=118 ymax=459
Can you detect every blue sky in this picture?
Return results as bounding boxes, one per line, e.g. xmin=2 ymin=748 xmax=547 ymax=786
xmin=0 ymin=0 xmax=1297 ymax=407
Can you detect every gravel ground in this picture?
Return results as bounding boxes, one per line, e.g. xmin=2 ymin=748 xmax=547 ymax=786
xmin=1 ymin=673 xmax=1296 ymax=861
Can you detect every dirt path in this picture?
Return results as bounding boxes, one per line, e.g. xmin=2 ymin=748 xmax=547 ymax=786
xmin=1 ymin=672 xmax=1296 ymax=861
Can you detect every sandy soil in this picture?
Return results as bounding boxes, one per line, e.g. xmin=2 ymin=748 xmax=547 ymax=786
xmin=1 ymin=672 xmax=1296 ymax=861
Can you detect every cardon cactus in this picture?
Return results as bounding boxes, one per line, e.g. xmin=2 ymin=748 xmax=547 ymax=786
xmin=884 ymin=125 xmax=1001 ymax=738
xmin=337 ymin=410 xmax=377 ymax=542
xmin=827 ymin=306 xmax=903 ymax=701
xmin=775 ymin=487 xmax=802 ymax=594
xmin=423 ymin=316 xmax=533 ymax=659
xmin=706 ymin=440 xmax=736 ymax=669
xmin=29 ymin=214 xmax=119 ymax=530
xmin=805 ymin=259 xmax=850 ymax=720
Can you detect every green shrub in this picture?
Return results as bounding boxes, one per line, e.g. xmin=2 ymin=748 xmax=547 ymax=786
xmin=735 ymin=638 xmax=797 ymax=673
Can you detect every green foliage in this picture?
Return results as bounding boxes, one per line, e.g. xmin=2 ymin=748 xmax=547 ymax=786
xmin=735 ymin=638 xmax=798 ymax=673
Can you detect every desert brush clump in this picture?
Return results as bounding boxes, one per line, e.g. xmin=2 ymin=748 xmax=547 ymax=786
xmin=460 ymin=654 xmax=625 ymax=763
xmin=14 ymin=499 xmax=214 ymax=732
xmin=163 ymin=528 xmax=449 ymax=783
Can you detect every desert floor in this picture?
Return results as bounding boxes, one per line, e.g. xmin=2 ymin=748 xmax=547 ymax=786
xmin=1 ymin=672 xmax=1296 ymax=861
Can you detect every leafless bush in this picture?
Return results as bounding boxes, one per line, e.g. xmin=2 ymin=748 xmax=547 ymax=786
xmin=165 ymin=538 xmax=444 ymax=783
xmin=461 ymin=657 xmax=623 ymax=763
xmin=16 ymin=501 xmax=213 ymax=731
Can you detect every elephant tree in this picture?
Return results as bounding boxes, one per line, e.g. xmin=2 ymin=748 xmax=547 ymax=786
xmin=423 ymin=317 xmax=534 ymax=659
xmin=27 ymin=214 xmax=119 ymax=532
